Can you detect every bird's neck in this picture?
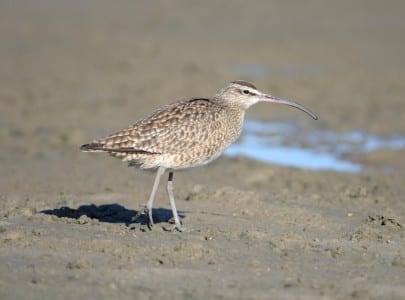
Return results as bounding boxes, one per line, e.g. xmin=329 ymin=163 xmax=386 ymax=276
xmin=225 ymin=107 xmax=246 ymax=144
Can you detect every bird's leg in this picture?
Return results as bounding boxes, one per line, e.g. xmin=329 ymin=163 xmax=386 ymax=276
xmin=166 ymin=172 xmax=187 ymax=232
xmin=133 ymin=166 xmax=165 ymax=229
xmin=145 ymin=166 xmax=166 ymax=228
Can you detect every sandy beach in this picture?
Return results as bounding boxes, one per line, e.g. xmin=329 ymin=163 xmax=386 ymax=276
xmin=1 ymin=1 xmax=404 ymax=299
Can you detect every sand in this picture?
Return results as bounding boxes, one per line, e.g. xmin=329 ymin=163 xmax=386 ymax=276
xmin=1 ymin=1 xmax=404 ymax=299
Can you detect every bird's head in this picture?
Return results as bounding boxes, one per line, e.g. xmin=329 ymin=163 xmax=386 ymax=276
xmin=215 ymin=80 xmax=318 ymax=120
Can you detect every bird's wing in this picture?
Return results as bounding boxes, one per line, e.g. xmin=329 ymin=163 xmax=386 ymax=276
xmin=93 ymin=99 xmax=226 ymax=154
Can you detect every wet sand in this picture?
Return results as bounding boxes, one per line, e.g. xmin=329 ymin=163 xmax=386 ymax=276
xmin=1 ymin=1 xmax=404 ymax=299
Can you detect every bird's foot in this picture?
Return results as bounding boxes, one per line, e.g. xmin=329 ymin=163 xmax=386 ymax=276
xmin=131 ymin=206 xmax=154 ymax=230
xmin=175 ymin=225 xmax=190 ymax=232
xmin=163 ymin=224 xmax=190 ymax=232
xmin=166 ymin=217 xmax=189 ymax=232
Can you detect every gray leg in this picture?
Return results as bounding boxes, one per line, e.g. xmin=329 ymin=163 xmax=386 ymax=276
xmin=166 ymin=172 xmax=187 ymax=232
xmin=144 ymin=166 xmax=166 ymax=228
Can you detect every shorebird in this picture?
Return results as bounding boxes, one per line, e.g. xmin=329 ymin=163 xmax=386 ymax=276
xmin=81 ymin=80 xmax=318 ymax=231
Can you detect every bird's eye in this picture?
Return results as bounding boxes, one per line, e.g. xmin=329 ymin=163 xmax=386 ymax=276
xmin=242 ymin=89 xmax=250 ymax=95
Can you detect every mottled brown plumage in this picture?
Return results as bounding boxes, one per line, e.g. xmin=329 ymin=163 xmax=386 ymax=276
xmin=82 ymin=98 xmax=242 ymax=170
xmin=81 ymin=81 xmax=318 ymax=231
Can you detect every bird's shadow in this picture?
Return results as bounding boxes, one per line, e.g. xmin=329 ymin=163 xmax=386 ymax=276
xmin=41 ymin=203 xmax=179 ymax=227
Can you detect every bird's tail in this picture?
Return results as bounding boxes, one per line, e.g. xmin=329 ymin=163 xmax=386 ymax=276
xmin=80 ymin=143 xmax=107 ymax=152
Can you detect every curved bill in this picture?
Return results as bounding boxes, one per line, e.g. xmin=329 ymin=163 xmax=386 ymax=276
xmin=262 ymin=94 xmax=318 ymax=120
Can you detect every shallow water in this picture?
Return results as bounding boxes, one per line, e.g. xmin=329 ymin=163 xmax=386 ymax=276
xmin=225 ymin=120 xmax=405 ymax=172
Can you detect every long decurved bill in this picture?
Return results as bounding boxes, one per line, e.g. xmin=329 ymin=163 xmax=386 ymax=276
xmin=262 ymin=94 xmax=318 ymax=120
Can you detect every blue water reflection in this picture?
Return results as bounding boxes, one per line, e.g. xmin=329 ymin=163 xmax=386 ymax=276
xmin=225 ymin=120 xmax=405 ymax=173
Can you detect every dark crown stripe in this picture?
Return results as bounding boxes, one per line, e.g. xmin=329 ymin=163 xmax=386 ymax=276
xmin=230 ymin=80 xmax=257 ymax=90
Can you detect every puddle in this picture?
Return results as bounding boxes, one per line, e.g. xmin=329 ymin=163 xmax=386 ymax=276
xmin=225 ymin=120 xmax=405 ymax=172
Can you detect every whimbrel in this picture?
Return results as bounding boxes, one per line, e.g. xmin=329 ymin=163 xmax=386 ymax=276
xmin=80 ymin=81 xmax=318 ymax=231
